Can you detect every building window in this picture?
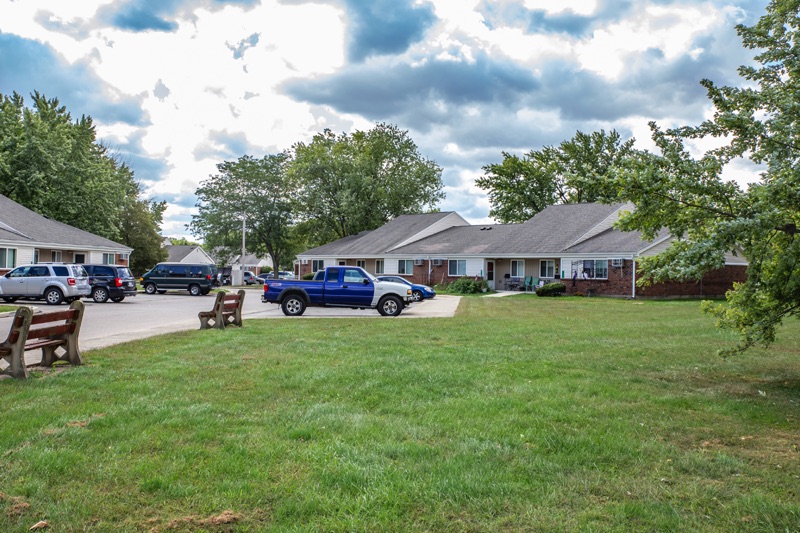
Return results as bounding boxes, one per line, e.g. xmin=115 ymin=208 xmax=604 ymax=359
xmin=448 ymin=259 xmax=466 ymax=277
xmin=33 ymin=249 xmax=39 ymax=264
xmin=375 ymin=260 xmax=384 ymax=274
xmin=511 ymin=260 xmax=524 ymax=277
xmin=398 ymin=260 xmax=413 ymax=275
xmin=74 ymin=253 xmax=86 ymax=264
xmin=580 ymin=259 xmax=608 ymax=280
xmin=102 ymin=253 xmax=115 ymax=264
xmin=51 ymin=250 xmax=62 ymax=262
xmin=312 ymin=259 xmax=324 ymax=272
xmin=356 ymin=260 xmax=366 ymax=269
xmin=540 ymin=260 xmax=555 ymax=278
xmin=0 ymin=248 xmax=17 ymax=269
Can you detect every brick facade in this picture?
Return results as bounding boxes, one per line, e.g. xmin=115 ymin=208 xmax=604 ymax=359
xmin=561 ymin=260 xmax=746 ymax=298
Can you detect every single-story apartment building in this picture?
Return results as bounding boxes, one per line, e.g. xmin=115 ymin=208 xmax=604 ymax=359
xmin=296 ymin=202 xmax=748 ymax=298
xmin=0 ymin=194 xmax=133 ymax=274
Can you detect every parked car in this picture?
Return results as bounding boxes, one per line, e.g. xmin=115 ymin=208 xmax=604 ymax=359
xmin=139 ymin=262 xmax=216 ymax=296
xmin=83 ymin=264 xmax=138 ymax=303
xmin=243 ymin=271 xmax=259 ymax=285
xmin=257 ymin=271 xmax=294 ymax=281
xmin=376 ymin=275 xmax=436 ymax=302
xmin=262 ymin=266 xmax=412 ymax=316
xmin=0 ymin=263 xmax=91 ymax=305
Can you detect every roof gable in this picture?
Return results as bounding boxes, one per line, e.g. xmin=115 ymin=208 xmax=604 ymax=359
xmin=0 ymin=194 xmax=131 ymax=251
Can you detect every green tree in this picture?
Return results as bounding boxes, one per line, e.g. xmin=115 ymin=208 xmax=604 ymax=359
xmin=119 ymin=196 xmax=168 ymax=276
xmin=609 ymin=0 xmax=800 ymax=354
xmin=290 ymin=123 xmax=444 ymax=244
xmin=0 ymin=91 xmax=165 ymax=266
xmin=477 ymin=130 xmax=637 ymax=223
xmin=189 ymin=153 xmax=295 ymax=272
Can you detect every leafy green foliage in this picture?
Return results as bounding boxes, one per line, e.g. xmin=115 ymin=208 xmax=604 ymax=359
xmin=290 ymin=123 xmax=444 ymax=244
xmin=535 ymin=282 xmax=566 ymax=297
xmin=190 ymin=154 xmax=295 ymax=270
xmin=477 ymin=129 xmax=636 ymax=223
xmin=0 ymin=91 xmax=164 ymax=265
xmin=608 ymin=0 xmax=800 ymax=354
xmin=446 ymin=276 xmax=488 ymax=294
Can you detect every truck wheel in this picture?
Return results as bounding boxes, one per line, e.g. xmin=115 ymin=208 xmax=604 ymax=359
xmin=92 ymin=287 xmax=109 ymax=303
xmin=189 ymin=284 xmax=201 ymax=296
xmin=144 ymin=283 xmax=157 ymax=294
xmin=44 ymin=287 xmax=64 ymax=305
xmin=281 ymin=295 xmax=306 ymax=316
xmin=378 ymin=295 xmax=402 ymax=317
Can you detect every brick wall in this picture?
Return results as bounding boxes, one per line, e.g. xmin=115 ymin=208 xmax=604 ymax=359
xmin=561 ymin=260 xmax=746 ymax=298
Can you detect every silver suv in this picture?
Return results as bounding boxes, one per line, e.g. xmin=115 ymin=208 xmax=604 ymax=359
xmin=0 ymin=263 xmax=91 ymax=305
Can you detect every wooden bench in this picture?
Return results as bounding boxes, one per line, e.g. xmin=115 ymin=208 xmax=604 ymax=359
xmin=0 ymin=300 xmax=85 ymax=379
xmin=198 ymin=290 xmax=245 ymax=330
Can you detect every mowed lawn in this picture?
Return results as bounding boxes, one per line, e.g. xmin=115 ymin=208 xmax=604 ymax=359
xmin=1 ymin=296 xmax=798 ymax=532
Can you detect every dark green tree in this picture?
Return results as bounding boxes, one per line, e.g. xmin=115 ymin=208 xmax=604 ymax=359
xmin=0 ymin=91 xmax=166 ymax=266
xmin=477 ymin=130 xmax=637 ymax=223
xmin=608 ymin=0 xmax=800 ymax=354
xmin=189 ymin=153 xmax=295 ymax=272
xmin=290 ymin=123 xmax=444 ymax=244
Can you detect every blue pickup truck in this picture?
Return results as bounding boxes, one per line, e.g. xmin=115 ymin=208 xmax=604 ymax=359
xmin=262 ymin=266 xmax=413 ymax=316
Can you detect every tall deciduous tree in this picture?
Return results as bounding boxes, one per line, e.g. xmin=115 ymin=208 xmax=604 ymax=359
xmin=0 ymin=91 xmax=165 ymax=265
xmin=477 ymin=130 xmax=637 ymax=223
xmin=609 ymin=0 xmax=800 ymax=354
xmin=290 ymin=123 xmax=444 ymax=244
xmin=189 ymin=154 xmax=295 ymax=271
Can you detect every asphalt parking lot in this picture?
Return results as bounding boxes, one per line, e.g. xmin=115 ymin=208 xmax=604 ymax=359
xmin=0 ymin=288 xmax=461 ymax=360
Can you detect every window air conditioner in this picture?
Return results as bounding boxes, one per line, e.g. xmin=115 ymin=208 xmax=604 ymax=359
xmin=611 ymin=258 xmax=623 ymax=267
xmin=414 ymin=259 xmax=424 ymax=266
xmin=432 ymin=259 xmax=442 ymax=266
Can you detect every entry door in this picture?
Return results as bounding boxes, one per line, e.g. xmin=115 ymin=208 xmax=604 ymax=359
xmin=486 ymin=261 xmax=495 ymax=290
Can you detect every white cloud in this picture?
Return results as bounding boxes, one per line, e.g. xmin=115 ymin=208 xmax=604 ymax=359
xmin=523 ymin=0 xmax=599 ymax=17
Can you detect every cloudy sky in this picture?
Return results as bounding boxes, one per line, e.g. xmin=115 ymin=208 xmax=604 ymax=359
xmin=0 ymin=0 xmax=769 ymax=239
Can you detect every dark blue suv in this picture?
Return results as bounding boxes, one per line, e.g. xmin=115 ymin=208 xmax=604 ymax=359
xmin=83 ymin=264 xmax=138 ymax=303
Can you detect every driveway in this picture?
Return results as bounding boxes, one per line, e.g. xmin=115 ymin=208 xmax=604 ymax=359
xmin=0 ymin=289 xmax=460 ymax=363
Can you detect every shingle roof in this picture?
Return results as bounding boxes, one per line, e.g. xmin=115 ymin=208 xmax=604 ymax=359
xmin=392 ymin=203 xmax=662 ymax=257
xmin=0 ymin=194 xmax=131 ymax=251
xmin=300 ymin=212 xmax=458 ymax=256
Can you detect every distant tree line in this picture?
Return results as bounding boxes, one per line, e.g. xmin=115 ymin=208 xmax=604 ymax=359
xmin=189 ymin=123 xmax=444 ymax=272
xmin=0 ymin=91 xmax=166 ymax=275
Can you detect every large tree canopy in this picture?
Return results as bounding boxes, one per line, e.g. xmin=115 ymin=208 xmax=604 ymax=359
xmin=189 ymin=154 xmax=296 ymax=271
xmin=476 ymin=129 xmax=636 ymax=223
xmin=0 ymin=91 xmax=164 ymax=269
xmin=609 ymin=0 xmax=800 ymax=354
xmin=290 ymin=123 xmax=444 ymax=244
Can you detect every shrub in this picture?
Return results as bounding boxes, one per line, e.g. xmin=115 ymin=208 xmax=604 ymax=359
xmin=302 ymin=272 xmax=315 ymax=280
xmin=447 ymin=276 xmax=488 ymax=294
xmin=536 ymin=282 xmax=566 ymax=297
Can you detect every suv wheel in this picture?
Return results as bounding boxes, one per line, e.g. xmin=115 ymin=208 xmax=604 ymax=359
xmin=44 ymin=287 xmax=64 ymax=305
xmin=144 ymin=283 xmax=157 ymax=295
xmin=92 ymin=287 xmax=109 ymax=303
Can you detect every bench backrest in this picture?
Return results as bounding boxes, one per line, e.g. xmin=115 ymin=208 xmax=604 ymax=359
xmin=26 ymin=307 xmax=80 ymax=340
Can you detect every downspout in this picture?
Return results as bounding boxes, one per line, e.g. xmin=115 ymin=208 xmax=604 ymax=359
xmin=631 ymin=255 xmax=637 ymax=299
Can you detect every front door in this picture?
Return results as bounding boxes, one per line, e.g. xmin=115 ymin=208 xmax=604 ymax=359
xmin=486 ymin=261 xmax=495 ymax=290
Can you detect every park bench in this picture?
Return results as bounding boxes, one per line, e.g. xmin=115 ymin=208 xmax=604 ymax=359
xmin=198 ymin=290 xmax=245 ymax=330
xmin=0 ymin=300 xmax=85 ymax=379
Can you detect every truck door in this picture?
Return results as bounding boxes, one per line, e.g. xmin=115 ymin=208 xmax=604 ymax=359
xmin=325 ymin=267 xmax=374 ymax=307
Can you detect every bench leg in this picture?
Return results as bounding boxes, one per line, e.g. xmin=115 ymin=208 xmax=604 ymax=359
xmin=4 ymin=347 xmax=29 ymax=379
xmin=41 ymin=337 xmax=82 ymax=367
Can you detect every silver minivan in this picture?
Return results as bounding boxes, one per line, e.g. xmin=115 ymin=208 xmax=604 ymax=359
xmin=0 ymin=263 xmax=91 ymax=305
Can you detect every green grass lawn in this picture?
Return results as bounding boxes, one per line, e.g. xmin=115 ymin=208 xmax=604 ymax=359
xmin=1 ymin=296 xmax=798 ymax=531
